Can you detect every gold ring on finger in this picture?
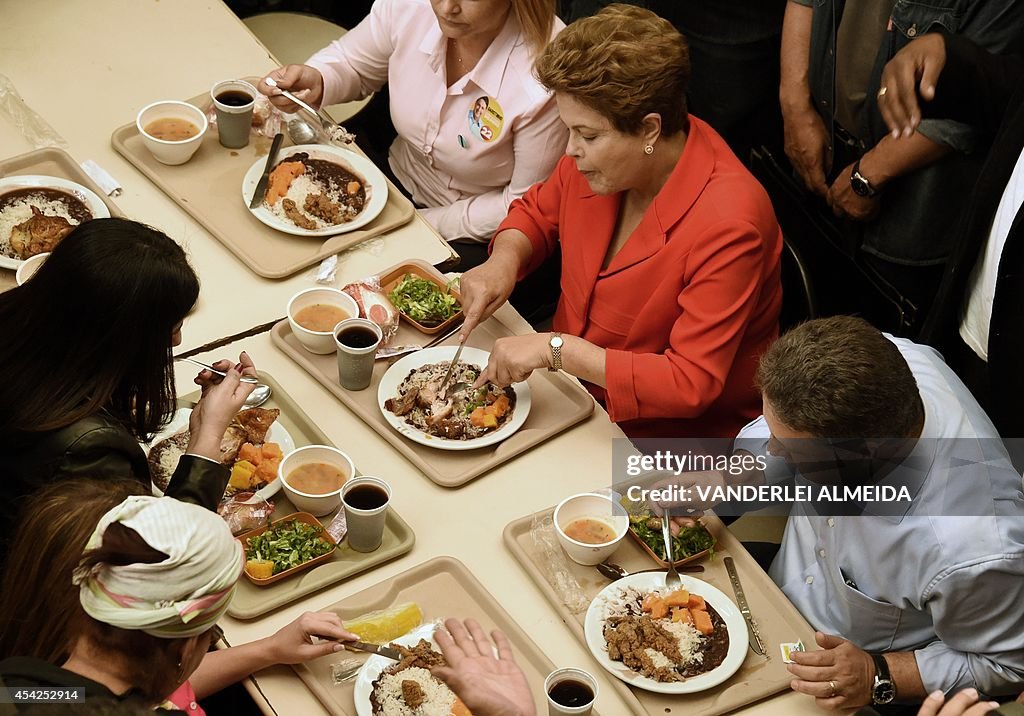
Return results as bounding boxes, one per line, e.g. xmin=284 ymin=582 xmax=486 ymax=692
xmin=877 ymin=86 xmax=888 ymax=99
xmin=829 ymin=680 xmax=838 ymax=697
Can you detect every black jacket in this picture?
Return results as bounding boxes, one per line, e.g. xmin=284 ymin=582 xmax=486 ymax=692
xmin=919 ymin=31 xmax=1024 ymax=438
xmin=0 ymin=656 xmax=151 ymax=714
xmin=4 ymin=412 xmax=228 ymax=550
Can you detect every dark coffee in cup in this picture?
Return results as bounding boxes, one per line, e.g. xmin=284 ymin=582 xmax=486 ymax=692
xmin=337 ymin=325 xmax=380 ymax=349
xmin=215 ymin=90 xmax=253 ymax=107
xmin=548 ymin=680 xmax=594 ymax=708
xmin=343 ymin=483 xmax=389 ymax=511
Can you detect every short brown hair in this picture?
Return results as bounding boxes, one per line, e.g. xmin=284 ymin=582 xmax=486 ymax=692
xmin=756 ymin=316 xmax=924 ymax=438
xmin=536 ymin=4 xmax=690 ymax=136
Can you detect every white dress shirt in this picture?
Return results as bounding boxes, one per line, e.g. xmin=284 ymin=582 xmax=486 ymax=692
xmin=307 ymin=0 xmax=568 ymax=241
xmin=736 ymin=336 xmax=1024 ymax=695
xmin=960 ymin=145 xmax=1024 ymax=361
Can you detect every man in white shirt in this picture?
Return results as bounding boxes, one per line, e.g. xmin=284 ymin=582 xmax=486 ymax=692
xmin=879 ymin=31 xmax=1024 ymax=439
xmin=658 ymin=317 xmax=1024 ymax=710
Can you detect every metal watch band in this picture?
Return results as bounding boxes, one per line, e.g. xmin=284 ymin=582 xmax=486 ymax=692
xmin=548 ymin=332 xmax=563 ymax=372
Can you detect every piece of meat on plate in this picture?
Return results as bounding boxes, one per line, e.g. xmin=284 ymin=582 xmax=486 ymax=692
xmin=10 ymin=207 xmax=75 ymax=258
xmin=232 ymin=407 xmax=280 ymax=444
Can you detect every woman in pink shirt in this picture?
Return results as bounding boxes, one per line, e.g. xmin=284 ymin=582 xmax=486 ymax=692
xmin=260 ymin=0 xmax=567 ymax=259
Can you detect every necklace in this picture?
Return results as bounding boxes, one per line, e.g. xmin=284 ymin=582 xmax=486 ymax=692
xmin=449 ymin=38 xmax=463 ymax=65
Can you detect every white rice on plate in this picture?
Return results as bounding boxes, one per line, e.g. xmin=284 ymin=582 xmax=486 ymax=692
xmin=371 ymin=667 xmax=457 ymax=716
xmin=0 ymin=194 xmax=82 ymax=258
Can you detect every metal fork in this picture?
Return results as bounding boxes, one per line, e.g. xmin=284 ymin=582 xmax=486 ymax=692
xmin=661 ymin=512 xmax=683 ymax=590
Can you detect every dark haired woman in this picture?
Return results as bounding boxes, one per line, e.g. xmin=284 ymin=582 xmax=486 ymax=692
xmin=0 ymin=218 xmax=257 ymax=548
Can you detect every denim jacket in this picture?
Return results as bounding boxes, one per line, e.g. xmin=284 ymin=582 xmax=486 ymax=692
xmin=790 ymin=0 xmax=1024 ymax=263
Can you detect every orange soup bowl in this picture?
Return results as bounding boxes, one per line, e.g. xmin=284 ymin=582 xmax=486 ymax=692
xmin=553 ymin=492 xmax=630 ymax=566
xmin=287 ymin=287 xmax=360 ymax=355
xmin=136 ymin=100 xmax=208 ymax=165
xmin=279 ymin=444 xmax=355 ymax=517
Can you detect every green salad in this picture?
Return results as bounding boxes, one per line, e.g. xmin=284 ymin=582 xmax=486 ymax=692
xmin=388 ymin=274 xmax=461 ymax=326
xmin=629 ymin=515 xmax=715 ymax=562
xmin=245 ymin=519 xmax=334 ymax=575
xmin=621 ymin=497 xmax=716 ymax=562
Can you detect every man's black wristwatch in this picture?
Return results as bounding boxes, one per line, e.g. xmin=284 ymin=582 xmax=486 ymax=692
xmin=870 ymin=653 xmax=896 ymax=705
xmin=850 ymin=159 xmax=879 ymax=198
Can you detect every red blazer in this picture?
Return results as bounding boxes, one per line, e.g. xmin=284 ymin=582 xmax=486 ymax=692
xmin=497 ymin=117 xmax=782 ymax=439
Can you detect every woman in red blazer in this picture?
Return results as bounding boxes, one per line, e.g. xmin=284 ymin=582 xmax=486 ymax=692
xmin=460 ymin=5 xmax=783 ymax=440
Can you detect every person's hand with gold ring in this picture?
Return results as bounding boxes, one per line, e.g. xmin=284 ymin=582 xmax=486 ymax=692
xmin=787 ymin=632 xmax=876 ymax=710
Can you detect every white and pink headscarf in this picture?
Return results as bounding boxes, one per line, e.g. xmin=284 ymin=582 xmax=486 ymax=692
xmin=73 ymin=496 xmax=243 ymax=639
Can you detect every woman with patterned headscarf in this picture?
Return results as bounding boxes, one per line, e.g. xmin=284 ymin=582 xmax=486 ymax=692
xmin=0 ymin=494 xmax=357 ymax=711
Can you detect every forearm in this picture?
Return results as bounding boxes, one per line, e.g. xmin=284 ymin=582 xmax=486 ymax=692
xmin=190 ymin=639 xmax=277 ymax=700
xmin=490 ymin=229 xmax=535 ymax=278
xmin=779 ymin=2 xmax=815 ymax=114
xmin=885 ymin=652 xmax=927 ymax=703
xmin=559 ymin=334 xmax=606 ymax=388
xmin=858 ymin=132 xmax=953 ymax=188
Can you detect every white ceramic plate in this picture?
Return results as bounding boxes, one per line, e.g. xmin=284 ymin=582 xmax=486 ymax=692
xmin=377 ymin=346 xmax=532 ymax=451
xmin=142 ymin=408 xmax=295 ymax=500
xmin=352 ymin=622 xmax=440 ymax=716
xmin=0 ymin=175 xmax=110 ymax=270
xmin=241 ymin=144 xmax=388 ymax=236
xmin=584 ymin=572 xmax=747 ymax=694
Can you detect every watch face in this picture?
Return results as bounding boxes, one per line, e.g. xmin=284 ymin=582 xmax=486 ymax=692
xmin=550 ymin=335 xmax=564 ymax=348
xmin=851 ymin=172 xmax=872 ymax=197
xmin=873 ymin=680 xmax=896 ymax=704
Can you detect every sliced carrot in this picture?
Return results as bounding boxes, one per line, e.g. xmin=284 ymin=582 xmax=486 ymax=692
xmin=491 ymin=394 xmax=510 ymax=417
xmin=261 ymin=441 xmax=283 ymax=460
xmin=650 ymin=600 xmax=669 ymax=620
xmin=470 ymin=407 xmax=488 ymax=427
xmin=451 ymin=697 xmax=473 ymax=716
xmin=687 ymin=594 xmax=707 ymax=611
xmin=266 ymin=161 xmax=304 ymax=205
xmin=692 ymin=609 xmax=714 ymax=635
xmin=642 ymin=594 xmax=659 ymax=612
xmin=254 ymin=457 xmax=280 ymax=484
xmin=238 ymin=442 xmax=262 ymax=465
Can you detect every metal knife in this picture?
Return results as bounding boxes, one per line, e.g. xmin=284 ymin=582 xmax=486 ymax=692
xmin=437 ymin=340 xmax=466 ymax=396
xmin=344 ymin=640 xmax=403 ymax=661
xmin=249 ymin=132 xmax=284 ymax=209
xmin=724 ymin=557 xmax=768 ymax=657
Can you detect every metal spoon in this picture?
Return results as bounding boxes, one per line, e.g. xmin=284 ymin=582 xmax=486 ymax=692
xmin=243 ymin=383 xmax=273 ymax=409
xmin=286 ymin=116 xmax=317 ymax=144
xmin=176 ymin=357 xmax=259 ymax=384
xmin=264 ymin=77 xmax=351 ymax=142
xmin=596 ymin=562 xmax=703 ymax=581
xmin=662 ymin=512 xmax=684 ymax=590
